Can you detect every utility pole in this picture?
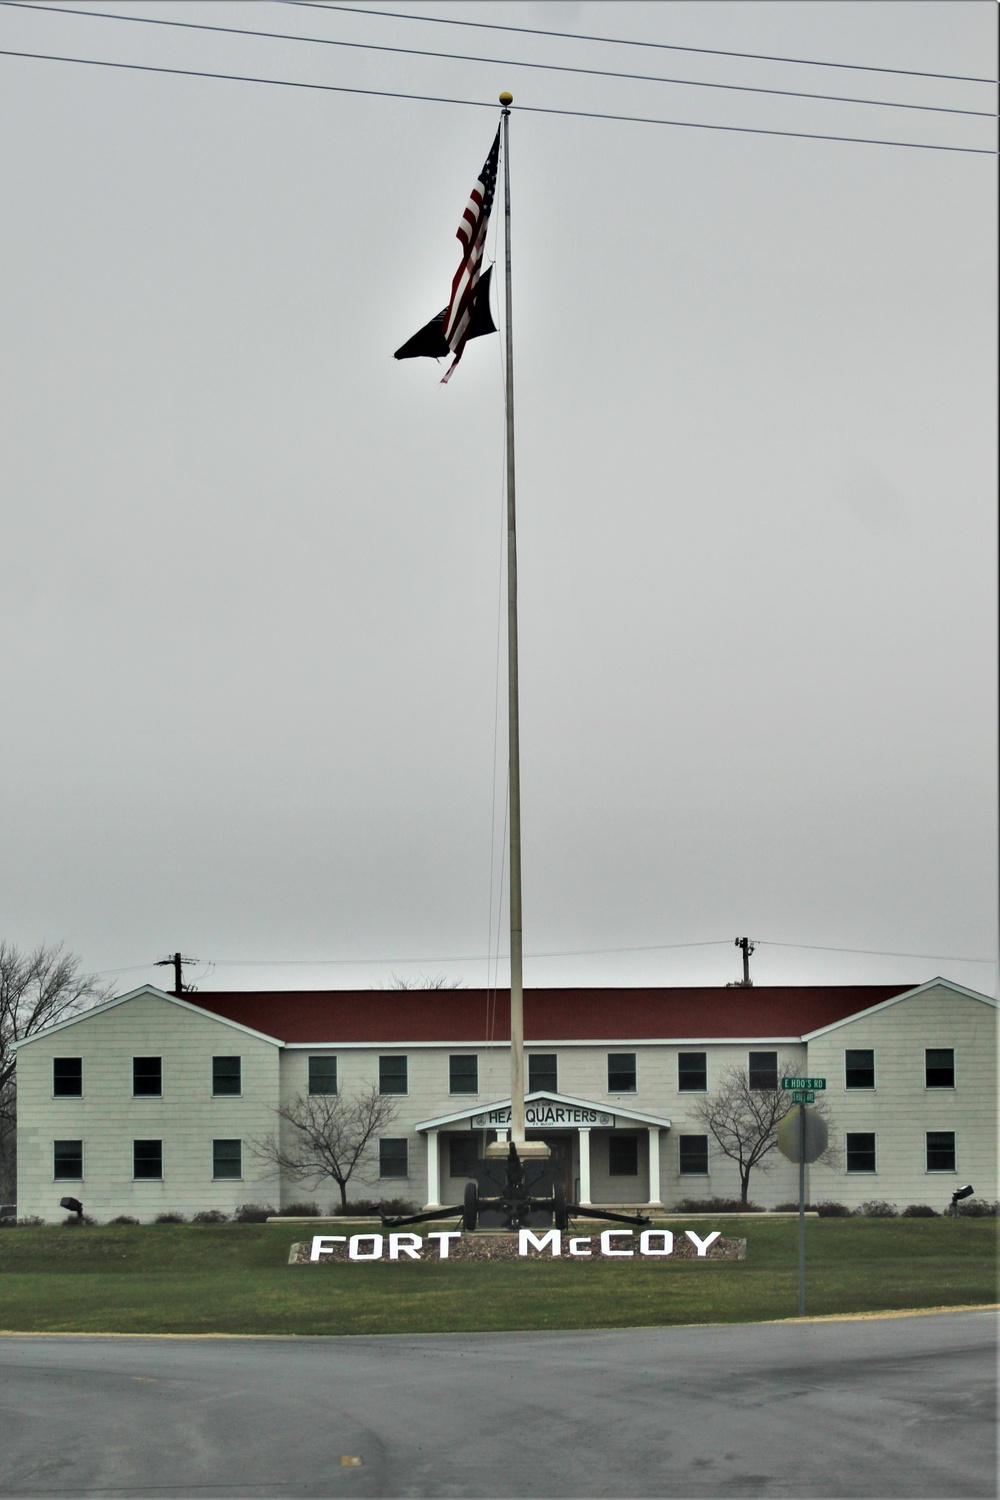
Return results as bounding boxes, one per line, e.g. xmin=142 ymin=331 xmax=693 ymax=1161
xmin=728 ymin=937 xmax=754 ymax=987
xmin=155 ymin=952 xmax=198 ymax=997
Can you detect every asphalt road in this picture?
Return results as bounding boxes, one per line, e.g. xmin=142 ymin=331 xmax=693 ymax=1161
xmin=1 ymin=1311 xmax=995 ymax=1499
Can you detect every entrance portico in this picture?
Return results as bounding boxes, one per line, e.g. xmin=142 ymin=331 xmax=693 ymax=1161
xmin=415 ymin=1092 xmax=671 ymax=1211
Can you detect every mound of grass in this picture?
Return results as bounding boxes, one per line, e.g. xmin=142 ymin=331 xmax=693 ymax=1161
xmin=0 ymin=1217 xmax=994 ymax=1337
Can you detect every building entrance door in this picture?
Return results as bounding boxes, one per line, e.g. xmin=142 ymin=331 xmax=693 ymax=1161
xmin=527 ymin=1133 xmax=573 ymax=1199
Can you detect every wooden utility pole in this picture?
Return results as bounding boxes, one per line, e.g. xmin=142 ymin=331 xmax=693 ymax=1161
xmin=155 ymin=951 xmax=197 ymax=997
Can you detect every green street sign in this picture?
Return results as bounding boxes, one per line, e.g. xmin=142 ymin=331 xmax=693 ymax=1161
xmin=782 ymin=1077 xmax=826 ymax=1091
xmin=791 ymin=1090 xmax=815 ymax=1104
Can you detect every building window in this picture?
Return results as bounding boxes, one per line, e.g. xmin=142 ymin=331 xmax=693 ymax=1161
xmin=379 ymin=1138 xmax=408 ymax=1178
xmin=845 ymin=1050 xmax=875 ymax=1090
xmin=528 ymin=1054 xmax=557 ymax=1094
xmin=449 ymin=1055 xmax=479 ymax=1094
xmin=213 ymin=1139 xmax=242 ymax=1179
xmin=608 ymin=1135 xmax=639 ymax=1176
xmin=133 ymin=1057 xmax=162 ymax=1097
xmin=846 ymin=1133 xmax=877 ymax=1173
xmin=926 ymin=1131 xmax=956 ymax=1172
xmin=748 ymin=1052 xmax=778 ymax=1091
xmin=678 ymin=1135 xmax=709 ymax=1175
xmin=53 ymin=1058 xmax=82 ymax=1097
xmin=449 ymin=1135 xmax=479 ymax=1178
xmin=133 ymin=1139 xmax=163 ymax=1180
xmin=212 ymin=1056 xmax=242 ymax=1096
xmin=379 ymin=1056 xmax=408 ymax=1095
xmin=607 ymin=1053 xmax=636 ymax=1093
xmin=678 ymin=1052 xmax=707 ymax=1092
xmin=53 ymin=1140 xmax=83 ymax=1180
xmin=925 ymin=1049 xmax=954 ymax=1089
xmin=308 ymin=1056 xmax=338 ymax=1095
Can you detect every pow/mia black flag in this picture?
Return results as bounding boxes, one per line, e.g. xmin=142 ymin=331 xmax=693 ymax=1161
xmin=394 ymin=265 xmax=497 ymax=362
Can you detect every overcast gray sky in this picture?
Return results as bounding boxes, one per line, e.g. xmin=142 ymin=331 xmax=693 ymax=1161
xmin=1 ymin=0 xmax=996 ymax=997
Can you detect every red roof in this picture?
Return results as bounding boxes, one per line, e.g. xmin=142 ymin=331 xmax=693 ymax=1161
xmin=189 ymin=985 xmax=914 ymax=1044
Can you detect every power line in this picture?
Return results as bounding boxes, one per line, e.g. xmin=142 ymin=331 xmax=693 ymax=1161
xmin=1 ymin=47 xmax=993 ymax=155
xmin=293 ymin=3 xmax=1000 ymax=86
xmin=4 ymin=3 xmax=992 ymax=119
xmin=754 ymin=940 xmax=994 ymax=964
xmin=107 ymin=940 xmax=990 ymax=969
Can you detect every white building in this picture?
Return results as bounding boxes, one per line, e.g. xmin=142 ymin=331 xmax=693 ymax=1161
xmin=12 ymin=978 xmax=996 ymax=1221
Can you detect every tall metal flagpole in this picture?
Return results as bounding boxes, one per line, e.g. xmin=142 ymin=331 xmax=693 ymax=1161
xmin=498 ymin=92 xmax=526 ymax=1149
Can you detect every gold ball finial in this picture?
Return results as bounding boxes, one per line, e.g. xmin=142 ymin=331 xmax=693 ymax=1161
xmin=499 ymin=91 xmax=513 ymax=105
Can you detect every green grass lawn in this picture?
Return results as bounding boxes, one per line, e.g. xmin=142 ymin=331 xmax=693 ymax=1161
xmin=0 ymin=1219 xmax=995 ymax=1336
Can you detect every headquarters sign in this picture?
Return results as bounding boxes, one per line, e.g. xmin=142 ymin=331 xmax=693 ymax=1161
xmin=470 ymin=1100 xmax=616 ymax=1129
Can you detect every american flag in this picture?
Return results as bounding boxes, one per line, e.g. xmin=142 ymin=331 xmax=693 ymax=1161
xmin=441 ymin=126 xmax=501 ymax=383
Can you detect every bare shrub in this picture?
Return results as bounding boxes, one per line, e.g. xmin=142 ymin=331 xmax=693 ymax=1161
xmin=233 ymin=1203 xmax=275 ymax=1223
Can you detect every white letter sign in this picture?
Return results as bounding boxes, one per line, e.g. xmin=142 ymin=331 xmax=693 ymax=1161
xmin=389 ymin=1233 xmax=422 ymax=1260
xmin=518 ymin=1229 xmax=561 ymax=1257
xmin=348 ymin=1234 xmax=384 ymax=1260
xmin=600 ymin=1230 xmax=634 ymax=1256
xmin=685 ymin=1230 xmax=721 ymax=1256
xmin=427 ymin=1231 xmax=462 ymax=1259
xmin=639 ymin=1230 xmax=674 ymax=1256
xmin=309 ymin=1235 xmax=345 ymax=1261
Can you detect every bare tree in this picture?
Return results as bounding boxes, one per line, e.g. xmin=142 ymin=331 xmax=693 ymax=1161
xmin=373 ymin=975 xmax=464 ymax=990
xmin=693 ymin=1063 xmax=837 ymax=1206
xmin=250 ymin=1085 xmax=399 ymax=1211
xmin=0 ymin=941 xmax=115 ymax=1201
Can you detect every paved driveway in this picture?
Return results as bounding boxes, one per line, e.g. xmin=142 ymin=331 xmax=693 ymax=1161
xmin=1 ymin=1310 xmax=995 ymax=1497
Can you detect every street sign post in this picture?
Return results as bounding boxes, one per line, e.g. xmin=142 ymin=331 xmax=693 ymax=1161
xmin=777 ymin=1100 xmax=828 ymax=1317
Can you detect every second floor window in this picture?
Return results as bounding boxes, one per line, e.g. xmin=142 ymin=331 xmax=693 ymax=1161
xmin=528 ymin=1054 xmax=557 ymax=1094
xmin=308 ymin=1056 xmax=338 ymax=1095
xmin=748 ymin=1052 xmax=778 ymax=1091
xmin=449 ymin=1055 xmax=479 ymax=1094
xmin=379 ymin=1055 xmax=408 ymax=1094
xmin=925 ymin=1049 xmax=954 ymax=1088
xmin=845 ymin=1050 xmax=875 ymax=1089
xmin=212 ymin=1056 xmax=242 ymax=1096
xmin=53 ymin=1058 xmax=82 ymax=1097
xmin=678 ymin=1052 xmax=707 ymax=1092
xmin=133 ymin=1057 xmax=162 ymax=1097
xmin=607 ymin=1053 xmax=636 ymax=1092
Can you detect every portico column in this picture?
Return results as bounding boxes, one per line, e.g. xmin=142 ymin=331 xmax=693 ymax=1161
xmin=578 ymin=1128 xmax=592 ymax=1205
xmin=647 ymin=1126 xmax=663 ymax=1208
xmin=425 ymin=1129 xmax=441 ymax=1208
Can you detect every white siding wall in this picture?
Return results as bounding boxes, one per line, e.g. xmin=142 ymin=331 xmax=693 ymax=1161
xmin=16 ymin=993 xmax=281 ymax=1222
xmin=807 ymin=985 xmax=998 ymax=1210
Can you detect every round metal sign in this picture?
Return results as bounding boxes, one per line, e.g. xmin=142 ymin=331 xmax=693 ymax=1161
xmin=777 ymin=1107 xmax=828 ymax=1164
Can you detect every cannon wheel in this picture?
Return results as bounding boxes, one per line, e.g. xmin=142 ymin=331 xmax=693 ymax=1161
xmin=463 ymin=1179 xmax=478 ymax=1232
xmin=553 ymin=1181 xmax=568 ymax=1232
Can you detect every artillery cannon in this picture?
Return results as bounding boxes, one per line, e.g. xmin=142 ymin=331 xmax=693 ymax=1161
xmin=381 ymin=1142 xmax=651 ymax=1232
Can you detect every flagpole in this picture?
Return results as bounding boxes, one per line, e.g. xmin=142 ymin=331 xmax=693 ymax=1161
xmin=498 ymin=92 xmax=526 ymax=1150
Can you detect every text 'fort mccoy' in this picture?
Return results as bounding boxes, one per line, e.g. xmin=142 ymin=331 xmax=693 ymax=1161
xmin=304 ymin=1229 xmax=732 ymax=1262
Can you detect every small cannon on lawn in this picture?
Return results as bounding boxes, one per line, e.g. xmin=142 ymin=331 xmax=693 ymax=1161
xmin=381 ymin=1142 xmax=651 ymax=1232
